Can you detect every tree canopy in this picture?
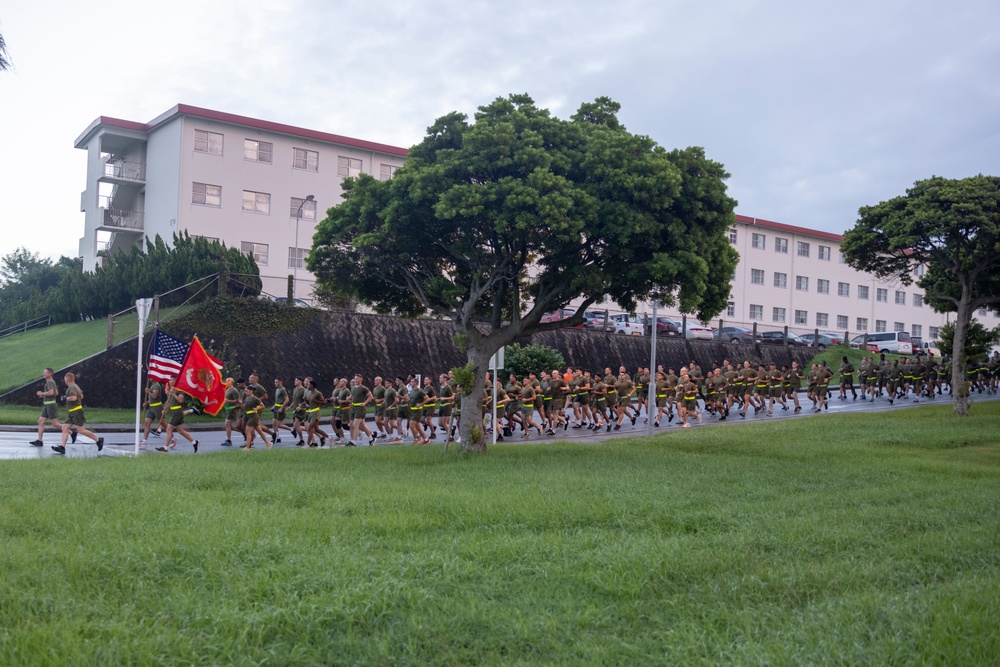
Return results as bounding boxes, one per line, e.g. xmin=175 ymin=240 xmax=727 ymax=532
xmin=841 ymin=174 xmax=1000 ymax=414
xmin=309 ymin=94 xmax=739 ymax=449
xmin=0 ymin=234 xmax=261 ymax=329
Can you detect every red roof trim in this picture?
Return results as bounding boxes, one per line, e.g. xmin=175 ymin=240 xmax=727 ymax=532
xmin=734 ymin=214 xmax=844 ymax=242
xmin=76 ymin=105 xmax=409 ymax=157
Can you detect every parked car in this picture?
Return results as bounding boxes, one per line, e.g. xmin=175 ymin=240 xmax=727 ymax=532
xmin=264 ymin=295 xmax=311 ymax=307
xmin=611 ymin=313 xmax=644 ymax=336
xmin=910 ymin=335 xmax=926 ymax=357
xmin=540 ymin=309 xmax=584 ymax=328
xmin=583 ymin=310 xmax=613 ymax=332
xmin=799 ymin=332 xmax=843 ymax=349
xmin=645 ymin=317 xmax=681 ymax=337
xmin=759 ymin=331 xmax=809 ymax=347
xmin=921 ymin=340 xmax=942 ymax=357
xmin=682 ymin=321 xmax=714 ymax=340
xmin=850 ymin=331 xmax=913 ymax=354
xmin=713 ymin=326 xmax=759 ymax=344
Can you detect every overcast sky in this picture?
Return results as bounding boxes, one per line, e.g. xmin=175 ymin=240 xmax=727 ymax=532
xmin=1 ymin=0 xmax=998 ymax=262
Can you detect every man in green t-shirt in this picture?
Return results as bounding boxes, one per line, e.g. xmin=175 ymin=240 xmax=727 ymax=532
xmin=222 ymin=378 xmax=242 ymax=446
xmin=31 ymin=367 xmax=62 ymax=447
xmin=349 ymin=375 xmax=376 ymax=446
xmin=270 ymin=377 xmax=292 ymax=443
xmin=51 ymin=372 xmax=104 ymax=455
xmin=140 ymin=377 xmax=165 ymax=447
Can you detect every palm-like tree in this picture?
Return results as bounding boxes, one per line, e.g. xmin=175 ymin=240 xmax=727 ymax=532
xmin=0 ymin=31 xmax=11 ymax=71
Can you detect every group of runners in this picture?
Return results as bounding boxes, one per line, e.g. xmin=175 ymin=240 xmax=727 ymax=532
xmin=28 ymin=350 xmax=1000 ymax=453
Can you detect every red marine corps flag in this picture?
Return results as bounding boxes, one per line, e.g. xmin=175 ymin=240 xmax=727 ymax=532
xmin=173 ymin=335 xmax=229 ymax=416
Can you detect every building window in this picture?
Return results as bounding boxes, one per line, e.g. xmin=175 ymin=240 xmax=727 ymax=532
xmin=914 ymin=264 xmax=926 ymax=278
xmin=728 ymin=228 xmax=737 ymax=245
xmin=192 ymin=182 xmax=221 ymax=207
xmin=773 ymin=307 xmax=786 ymax=323
xmin=912 ymin=324 xmax=922 ymax=338
xmin=749 ymin=304 xmax=763 ymax=320
xmin=797 ymin=241 xmax=810 ymax=257
xmin=858 ymin=285 xmax=869 ymax=300
xmin=794 ymin=309 xmax=807 ymax=325
xmin=894 ymin=322 xmax=905 ymax=332
xmin=774 ymin=272 xmax=787 ymax=288
xmin=913 ymin=293 xmax=923 ymax=307
xmin=818 ymin=245 xmax=831 ymax=261
xmin=752 ymin=233 xmax=766 ymax=250
xmin=775 ymin=237 xmax=788 ymax=254
xmin=837 ymin=315 xmax=849 ymax=330
xmin=929 ymin=326 xmax=939 ymax=340
xmin=727 ymin=301 xmax=735 ymax=317
xmin=751 ymin=269 xmax=765 ymax=285
xmin=290 ymin=197 xmax=317 ymax=221
xmin=242 ymin=190 xmax=271 ymax=215
xmin=796 ymin=275 xmax=809 ymax=291
xmin=838 ymin=282 xmax=850 ymax=297
xmin=816 ymin=313 xmax=829 ymax=328
xmin=839 ymin=252 xmax=846 ymax=264
xmin=244 ymin=139 xmax=273 ymax=164
xmin=292 ymin=148 xmax=319 ymax=172
xmin=817 ymin=279 xmax=830 ymax=295
xmin=192 ymin=235 xmax=219 ymax=243
xmin=380 ymin=163 xmax=400 ymax=181
xmin=338 ymin=156 xmax=363 ymax=178
xmin=288 ymin=247 xmax=308 ymax=269
xmin=857 ymin=317 xmax=868 ymax=332
xmin=194 ymin=129 xmax=223 ymax=155
xmin=876 ymin=288 xmax=888 ymax=303
xmin=241 ymin=241 xmax=269 ymax=266
xmin=895 ymin=290 xmax=906 ymax=305
xmin=875 ymin=319 xmax=887 ymax=332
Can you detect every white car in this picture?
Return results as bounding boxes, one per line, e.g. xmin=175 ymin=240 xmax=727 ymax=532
xmin=682 ymin=321 xmax=714 ymax=340
xmin=611 ymin=314 xmax=644 ymax=336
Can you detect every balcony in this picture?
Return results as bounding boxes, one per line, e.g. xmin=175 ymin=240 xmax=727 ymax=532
xmin=101 ymin=207 xmax=144 ymax=231
xmin=101 ymin=159 xmax=146 ymax=184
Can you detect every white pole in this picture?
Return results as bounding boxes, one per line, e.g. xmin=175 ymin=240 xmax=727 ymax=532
xmin=492 ymin=357 xmax=498 ymax=447
xmin=134 ymin=298 xmax=152 ymax=457
xmin=647 ymin=300 xmax=658 ymax=437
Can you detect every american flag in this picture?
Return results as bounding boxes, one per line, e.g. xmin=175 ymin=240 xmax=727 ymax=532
xmin=148 ymin=330 xmax=188 ymax=381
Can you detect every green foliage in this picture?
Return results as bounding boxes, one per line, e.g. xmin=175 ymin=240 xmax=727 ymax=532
xmin=0 ymin=234 xmax=260 ymax=330
xmin=0 ymin=403 xmax=999 ymax=663
xmin=939 ymin=320 xmax=1000 ymax=362
xmin=451 ymin=333 xmax=468 ymax=354
xmin=309 ymin=93 xmax=738 ymax=331
xmin=165 ymin=297 xmax=319 ymax=338
xmin=501 ymin=342 xmax=565 ymax=378
xmin=450 ymin=361 xmax=475 ymax=395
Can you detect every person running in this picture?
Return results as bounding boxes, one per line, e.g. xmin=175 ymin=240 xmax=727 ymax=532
xmin=30 ymin=367 xmax=63 ymax=447
xmin=349 ymin=374 xmax=376 ymax=446
xmin=51 ymin=372 xmax=104 ymax=455
xmin=437 ymin=373 xmax=456 ymax=442
xmin=155 ymin=385 xmax=200 ymax=453
xmin=140 ymin=376 xmax=165 ymax=447
xmin=289 ymin=377 xmax=308 ymax=446
xmin=676 ymin=369 xmax=701 ymax=428
xmin=815 ymin=361 xmax=833 ymax=413
xmin=270 ymin=377 xmax=292 ymax=442
xmin=613 ymin=371 xmax=635 ymax=430
xmin=241 ymin=384 xmax=272 ymax=449
xmin=786 ymin=362 xmax=803 ymax=413
xmin=303 ymin=377 xmax=329 ymax=447
xmin=407 ymin=377 xmax=430 ymax=445
xmin=372 ymin=376 xmax=388 ymax=439
xmin=383 ymin=379 xmax=401 ymax=442
xmin=519 ymin=377 xmax=545 ymax=439
xmin=766 ymin=362 xmax=787 ymax=416
xmin=838 ymin=356 xmax=857 ymax=400
xmin=221 ymin=377 xmax=242 ymax=446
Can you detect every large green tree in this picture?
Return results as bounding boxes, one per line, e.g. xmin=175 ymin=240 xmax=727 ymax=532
xmin=841 ymin=175 xmax=1000 ymax=415
xmin=309 ymin=94 xmax=738 ymax=450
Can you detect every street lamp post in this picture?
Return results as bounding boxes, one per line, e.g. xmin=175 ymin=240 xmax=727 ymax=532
xmin=293 ymin=194 xmax=315 ymax=300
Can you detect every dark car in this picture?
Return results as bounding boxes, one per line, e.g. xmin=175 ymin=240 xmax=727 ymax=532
xmin=910 ymin=336 xmax=925 ymax=357
xmin=583 ymin=310 xmax=613 ymax=332
xmin=713 ymin=326 xmax=759 ymax=344
xmin=645 ymin=317 xmax=681 ymax=337
xmin=799 ymin=333 xmax=843 ymax=350
xmin=759 ymin=331 xmax=809 ymax=347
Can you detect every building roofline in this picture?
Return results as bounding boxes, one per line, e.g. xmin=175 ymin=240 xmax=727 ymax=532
xmin=75 ymin=104 xmax=410 ymax=156
xmin=734 ymin=214 xmax=844 ymax=243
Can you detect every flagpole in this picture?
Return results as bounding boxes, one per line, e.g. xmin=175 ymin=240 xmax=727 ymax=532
xmin=135 ymin=299 xmax=153 ymax=458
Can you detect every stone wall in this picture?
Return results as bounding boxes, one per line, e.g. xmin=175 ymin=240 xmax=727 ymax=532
xmin=1 ymin=312 xmax=818 ymax=408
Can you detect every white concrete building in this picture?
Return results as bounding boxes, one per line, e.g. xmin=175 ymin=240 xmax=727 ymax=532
xmin=75 ymin=105 xmax=992 ymax=340
xmin=75 ymin=104 xmax=408 ymax=300
xmin=640 ymin=214 xmax=997 ymax=343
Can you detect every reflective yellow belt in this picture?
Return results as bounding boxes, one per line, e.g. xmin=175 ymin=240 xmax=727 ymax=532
xmin=170 ymin=405 xmax=182 ymax=411
xmin=352 ymin=402 xmax=365 ymax=406
xmin=149 ymin=402 xmax=162 ymax=407
xmin=656 ymin=394 xmax=667 ymax=398
xmin=307 ymin=407 xmax=320 ymax=413
xmin=43 ymin=400 xmax=56 ymax=405
xmin=69 ymin=405 xmax=83 ymax=412
xmin=684 ymin=394 xmax=697 ymax=400
xmin=245 ymin=409 xmax=256 ymax=414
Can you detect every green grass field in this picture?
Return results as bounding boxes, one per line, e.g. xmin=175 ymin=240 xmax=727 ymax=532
xmin=0 ymin=305 xmax=193 ymax=394
xmin=1 ymin=403 xmax=998 ymax=665
xmin=0 ymin=404 xmax=221 ymax=426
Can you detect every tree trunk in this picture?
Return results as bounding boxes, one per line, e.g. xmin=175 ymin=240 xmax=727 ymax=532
xmin=459 ymin=350 xmax=491 ymax=452
xmin=952 ymin=287 xmax=971 ymax=416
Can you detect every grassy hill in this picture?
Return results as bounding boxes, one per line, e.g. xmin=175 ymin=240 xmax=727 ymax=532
xmin=0 ymin=306 xmax=193 ymax=393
